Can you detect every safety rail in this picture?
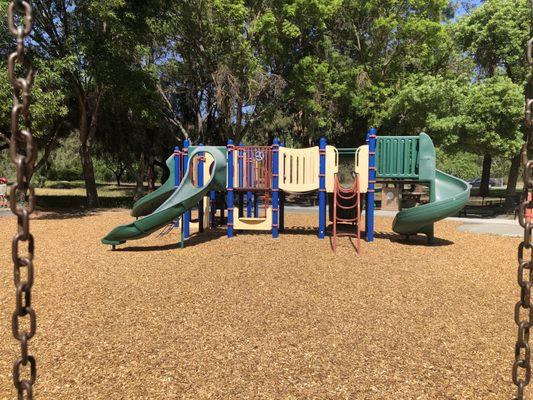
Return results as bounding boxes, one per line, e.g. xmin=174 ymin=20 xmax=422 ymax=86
xmin=375 ymin=133 xmax=436 ymax=183
xmin=234 ymin=145 xmax=273 ymax=191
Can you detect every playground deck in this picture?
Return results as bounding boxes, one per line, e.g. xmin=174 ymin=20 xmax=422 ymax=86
xmin=0 ymin=210 xmax=518 ymax=399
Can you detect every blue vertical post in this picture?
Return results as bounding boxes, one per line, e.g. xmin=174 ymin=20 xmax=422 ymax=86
xmin=272 ymin=138 xmax=280 ymax=238
xmin=253 ymin=195 xmax=259 ymax=218
xmin=173 ymin=147 xmax=181 ymax=228
xmin=238 ymin=143 xmax=244 ymax=218
xmin=246 ymin=147 xmax=252 ymax=217
xmin=279 ymin=142 xmax=285 ymax=232
xmin=318 ymin=137 xmax=327 ymax=239
xmin=197 ymin=144 xmax=205 ymax=233
xmin=210 ymin=191 xmax=216 ymax=228
xmin=227 ymin=140 xmax=235 ymax=237
xmin=366 ymin=128 xmax=377 ymax=242
xmin=183 ymin=139 xmax=190 ymax=239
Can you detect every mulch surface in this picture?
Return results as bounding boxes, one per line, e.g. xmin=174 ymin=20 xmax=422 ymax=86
xmin=0 ymin=210 xmax=520 ymax=399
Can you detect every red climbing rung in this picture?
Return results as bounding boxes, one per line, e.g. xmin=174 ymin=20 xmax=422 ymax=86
xmin=333 ymin=173 xmax=361 ymax=254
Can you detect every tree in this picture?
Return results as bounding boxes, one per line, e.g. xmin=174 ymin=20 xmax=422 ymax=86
xmin=22 ymin=0 xmax=164 ymax=206
xmin=455 ymin=0 xmax=530 ymax=200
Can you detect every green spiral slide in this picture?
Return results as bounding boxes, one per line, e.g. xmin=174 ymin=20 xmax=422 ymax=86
xmin=391 ymin=169 xmax=470 ymax=239
xmin=375 ymin=133 xmax=470 ymax=242
xmin=101 ymin=146 xmax=227 ymax=246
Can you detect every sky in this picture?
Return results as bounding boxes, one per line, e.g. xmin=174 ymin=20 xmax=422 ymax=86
xmin=456 ymin=0 xmax=482 ymax=18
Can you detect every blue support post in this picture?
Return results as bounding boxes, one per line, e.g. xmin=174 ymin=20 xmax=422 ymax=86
xmin=279 ymin=142 xmax=285 ymax=232
xmin=238 ymin=143 xmax=244 ymax=218
xmin=173 ymin=147 xmax=181 ymax=228
xmin=246 ymin=147 xmax=252 ymax=217
xmin=227 ymin=140 xmax=235 ymax=238
xmin=183 ymin=139 xmax=190 ymax=239
xmin=198 ymin=144 xmax=205 ymax=233
xmin=210 ymin=191 xmax=216 ymax=228
xmin=366 ymin=128 xmax=377 ymax=242
xmin=253 ymin=194 xmax=259 ymax=218
xmin=318 ymin=137 xmax=327 ymax=239
xmin=272 ymin=138 xmax=280 ymax=238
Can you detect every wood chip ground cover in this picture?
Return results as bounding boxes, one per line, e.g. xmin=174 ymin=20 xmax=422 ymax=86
xmin=0 ymin=210 xmax=520 ymax=398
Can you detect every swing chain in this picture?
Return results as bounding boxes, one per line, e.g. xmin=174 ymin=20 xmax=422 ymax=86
xmin=7 ymin=1 xmax=37 ymax=399
xmin=514 ymin=3 xmax=533 ymax=399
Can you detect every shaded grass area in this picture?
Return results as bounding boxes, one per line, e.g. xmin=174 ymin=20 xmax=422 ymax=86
xmin=35 ymin=181 xmax=136 ymax=209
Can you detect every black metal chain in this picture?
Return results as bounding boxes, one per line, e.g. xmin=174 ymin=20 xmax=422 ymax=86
xmin=7 ymin=1 xmax=37 ymax=399
xmin=514 ymin=3 xmax=533 ymax=399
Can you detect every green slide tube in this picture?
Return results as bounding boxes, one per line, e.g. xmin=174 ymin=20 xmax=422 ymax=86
xmin=102 ymin=146 xmax=227 ymax=246
xmin=392 ymin=169 xmax=470 ymax=239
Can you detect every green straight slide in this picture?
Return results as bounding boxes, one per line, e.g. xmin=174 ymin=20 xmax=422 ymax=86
xmin=391 ymin=169 xmax=470 ymax=239
xmin=101 ymin=146 xmax=227 ymax=246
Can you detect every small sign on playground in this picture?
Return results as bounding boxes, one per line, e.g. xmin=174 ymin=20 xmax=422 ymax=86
xmin=255 ymin=150 xmax=265 ymax=161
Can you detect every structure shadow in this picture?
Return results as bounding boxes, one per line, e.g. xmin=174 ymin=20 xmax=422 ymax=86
xmin=35 ymin=209 xmax=102 ymax=220
xmin=373 ymin=231 xmax=454 ymax=247
xmin=115 ymin=228 xmax=227 ymax=252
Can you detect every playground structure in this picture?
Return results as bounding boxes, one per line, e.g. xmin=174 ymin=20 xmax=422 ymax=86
xmin=102 ymin=129 xmax=470 ymax=248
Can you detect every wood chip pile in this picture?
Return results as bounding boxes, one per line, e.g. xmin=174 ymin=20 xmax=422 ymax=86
xmin=0 ymin=210 xmax=519 ymax=399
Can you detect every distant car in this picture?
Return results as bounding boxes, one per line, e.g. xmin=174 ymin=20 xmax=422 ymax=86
xmin=467 ymin=177 xmax=496 ymax=188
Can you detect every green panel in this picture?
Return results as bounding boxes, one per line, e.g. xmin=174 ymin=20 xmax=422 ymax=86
xmin=410 ymin=139 xmax=418 ymax=176
xmin=417 ymin=133 xmax=436 ymax=183
xmin=376 ymin=136 xmax=421 ymax=179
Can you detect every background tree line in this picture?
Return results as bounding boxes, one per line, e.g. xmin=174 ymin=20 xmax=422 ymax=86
xmin=0 ymin=0 xmax=528 ymax=206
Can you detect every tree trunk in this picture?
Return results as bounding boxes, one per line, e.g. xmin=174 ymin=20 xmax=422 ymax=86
xmin=480 ymin=153 xmax=492 ymax=198
xmin=147 ymin=157 xmax=154 ymax=192
xmin=154 ymin=158 xmax=170 ymax=184
xmin=133 ymin=152 xmax=145 ymax=201
xmin=79 ymin=96 xmax=99 ymax=207
xmin=115 ymin=170 xmax=123 ymax=187
xmin=505 ymin=153 xmax=521 ymax=209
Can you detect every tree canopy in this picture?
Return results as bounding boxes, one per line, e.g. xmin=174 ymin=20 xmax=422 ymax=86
xmin=0 ymin=0 xmax=527 ymax=204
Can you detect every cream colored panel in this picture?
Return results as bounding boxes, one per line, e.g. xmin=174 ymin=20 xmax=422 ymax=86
xmin=355 ymin=145 xmax=369 ymax=193
xmin=204 ymin=153 xmax=214 ymax=182
xmin=325 ymin=145 xmax=339 ymax=193
xmin=279 ymin=146 xmax=320 ymax=192
xmin=234 ymin=206 xmax=272 ymax=231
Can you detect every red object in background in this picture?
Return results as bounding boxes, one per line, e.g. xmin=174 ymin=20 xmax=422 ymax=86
xmin=526 ymin=192 xmax=533 ymax=223
xmin=0 ymin=176 xmax=7 ymax=208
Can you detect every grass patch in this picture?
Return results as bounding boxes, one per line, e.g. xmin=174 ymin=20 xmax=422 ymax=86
xmin=35 ymin=181 xmax=137 ymax=209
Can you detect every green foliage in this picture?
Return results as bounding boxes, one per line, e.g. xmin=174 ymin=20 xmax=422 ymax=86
xmin=436 ymin=149 xmax=482 ymax=180
xmin=0 ymin=0 xmax=528 ymax=201
xmin=46 ymin=134 xmax=83 ymax=181
xmin=455 ymin=0 xmax=530 ymax=83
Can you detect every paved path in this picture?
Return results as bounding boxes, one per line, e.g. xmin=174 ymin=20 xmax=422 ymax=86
xmin=285 ymin=205 xmax=522 ymax=237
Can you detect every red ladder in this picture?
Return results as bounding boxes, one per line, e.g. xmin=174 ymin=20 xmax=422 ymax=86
xmin=333 ymin=173 xmax=361 ymax=254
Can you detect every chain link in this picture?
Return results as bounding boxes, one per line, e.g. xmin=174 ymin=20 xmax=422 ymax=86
xmin=7 ymin=1 xmax=37 ymax=399
xmin=514 ymin=2 xmax=533 ymax=398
